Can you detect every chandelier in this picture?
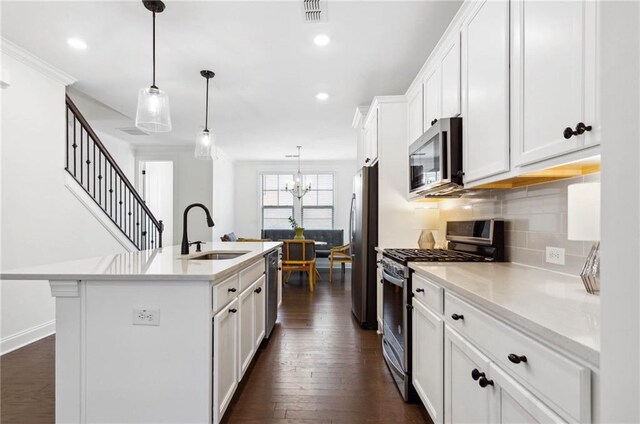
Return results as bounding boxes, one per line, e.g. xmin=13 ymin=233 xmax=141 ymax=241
xmin=285 ymin=146 xmax=311 ymax=199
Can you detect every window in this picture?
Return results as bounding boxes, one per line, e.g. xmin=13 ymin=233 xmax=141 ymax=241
xmin=261 ymin=173 xmax=335 ymax=230
xmin=302 ymin=174 xmax=334 ymax=229
xmin=261 ymin=174 xmax=294 ymax=229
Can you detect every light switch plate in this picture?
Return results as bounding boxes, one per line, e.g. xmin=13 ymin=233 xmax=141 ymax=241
xmin=132 ymin=308 xmax=160 ymax=326
xmin=545 ymin=247 xmax=565 ymax=265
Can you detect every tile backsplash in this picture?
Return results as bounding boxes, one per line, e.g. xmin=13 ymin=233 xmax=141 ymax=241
xmin=433 ymin=173 xmax=600 ymax=275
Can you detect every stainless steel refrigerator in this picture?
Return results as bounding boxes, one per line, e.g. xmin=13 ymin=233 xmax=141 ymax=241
xmin=349 ymin=164 xmax=378 ymax=329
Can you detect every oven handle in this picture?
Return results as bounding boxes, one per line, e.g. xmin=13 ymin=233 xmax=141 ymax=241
xmin=382 ymin=269 xmax=405 ymax=287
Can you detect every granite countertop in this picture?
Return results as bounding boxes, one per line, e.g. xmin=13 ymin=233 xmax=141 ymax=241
xmin=0 ymin=242 xmax=282 ymax=282
xmin=410 ymin=262 xmax=600 ymax=367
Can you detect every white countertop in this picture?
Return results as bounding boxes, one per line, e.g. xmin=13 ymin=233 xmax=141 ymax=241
xmin=0 ymin=242 xmax=282 ymax=282
xmin=409 ymin=262 xmax=600 ymax=366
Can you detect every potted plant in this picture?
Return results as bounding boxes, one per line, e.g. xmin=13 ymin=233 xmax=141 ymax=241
xmin=289 ymin=216 xmax=305 ymax=240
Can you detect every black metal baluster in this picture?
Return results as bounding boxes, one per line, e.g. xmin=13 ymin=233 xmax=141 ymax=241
xmin=73 ymin=117 xmax=77 ymax=177
xmin=109 ymin=163 xmax=113 ymax=218
xmin=119 ymin=179 xmax=123 ymax=231
xmin=80 ymin=127 xmax=83 ymax=185
xmin=98 ymin=152 xmax=102 ymax=207
xmin=86 ymin=132 xmax=90 ymax=192
xmin=93 ymin=141 xmax=96 ymax=198
xmin=66 ymin=106 xmax=69 ymax=171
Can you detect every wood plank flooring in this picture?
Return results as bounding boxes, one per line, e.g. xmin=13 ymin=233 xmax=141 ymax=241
xmin=223 ymin=268 xmax=430 ymax=424
xmin=0 ymin=268 xmax=429 ymax=424
xmin=1 ymin=335 xmax=55 ymax=423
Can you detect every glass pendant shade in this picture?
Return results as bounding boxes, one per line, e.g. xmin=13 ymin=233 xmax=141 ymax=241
xmin=136 ymin=86 xmax=172 ymax=132
xmin=195 ymin=130 xmax=214 ymax=160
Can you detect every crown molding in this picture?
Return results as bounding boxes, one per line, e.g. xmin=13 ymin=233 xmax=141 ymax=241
xmin=0 ymin=37 xmax=76 ymax=86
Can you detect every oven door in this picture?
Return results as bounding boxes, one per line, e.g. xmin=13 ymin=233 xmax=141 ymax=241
xmin=382 ymin=269 xmax=407 ymax=371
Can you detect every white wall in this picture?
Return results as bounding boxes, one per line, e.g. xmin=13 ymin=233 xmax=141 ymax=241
xmin=0 ymin=50 xmax=129 ymax=354
xmin=212 ymin=149 xmax=235 ymax=241
xmin=600 ymin=2 xmax=640 ymax=422
xmin=233 ymin=160 xmax=358 ymax=241
xmin=135 ymin=146 xmax=214 ymax=246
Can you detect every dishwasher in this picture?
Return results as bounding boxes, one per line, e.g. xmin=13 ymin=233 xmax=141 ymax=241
xmin=264 ymin=249 xmax=279 ymax=339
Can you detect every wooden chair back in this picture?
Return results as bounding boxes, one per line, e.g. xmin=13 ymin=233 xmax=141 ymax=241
xmin=282 ymin=240 xmax=316 ymax=263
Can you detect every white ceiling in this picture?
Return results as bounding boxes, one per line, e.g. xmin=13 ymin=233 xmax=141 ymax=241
xmin=1 ymin=1 xmax=461 ymax=160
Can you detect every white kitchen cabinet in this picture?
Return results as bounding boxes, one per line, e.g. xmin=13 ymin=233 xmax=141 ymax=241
xmin=440 ymin=32 xmax=461 ymax=119
xmin=407 ymin=85 xmax=423 ymax=145
xmin=213 ymin=298 xmax=239 ymax=424
xmin=254 ymin=276 xmax=266 ymax=348
xmin=511 ymin=0 xmax=599 ymax=167
xmin=423 ymin=66 xmax=441 ymax=132
xmin=461 ymin=0 xmax=510 ymax=184
xmin=238 ymin=283 xmax=256 ymax=379
xmin=412 ymin=298 xmax=444 ymax=424
xmin=364 ymin=107 xmax=379 ymax=166
xmin=490 ymin=363 xmax=565 ymax=424
xmin=445 ymin=327 xmax=492 ymax=424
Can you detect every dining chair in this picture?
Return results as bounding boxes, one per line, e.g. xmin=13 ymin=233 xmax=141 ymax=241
xmin=281 ymin=240 xmax=317 ymax=292
xmin=329 ymin=243 xmax=352 ymax=282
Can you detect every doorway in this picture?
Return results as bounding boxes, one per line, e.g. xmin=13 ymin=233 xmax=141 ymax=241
xmin=139 ymin=161 xmax=174 ymax=245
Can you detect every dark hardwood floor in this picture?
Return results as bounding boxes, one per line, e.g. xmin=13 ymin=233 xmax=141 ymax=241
xmin=223 ymin=268 xmax=430 ymax=424
xmin=1 ymin=335 xmax=55 ymax=423
xmin=0 ymin=268 xmax=429 ymax=424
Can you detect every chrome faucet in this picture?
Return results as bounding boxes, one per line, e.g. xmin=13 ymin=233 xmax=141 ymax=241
xmin=181 ymin=203 xmax=215 ymax=255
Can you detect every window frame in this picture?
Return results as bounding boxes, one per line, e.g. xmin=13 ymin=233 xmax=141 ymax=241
xmin=260 ymin=171 xmax=336 ymax=230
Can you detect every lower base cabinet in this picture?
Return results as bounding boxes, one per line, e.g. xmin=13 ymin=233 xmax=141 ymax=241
xmin=213 ymin=298 xmax=239 ymax=424
xmin=412 ymin=298 xmax=444 ymax=423
xmin=445 ymin=327 xmax=492 ymax=424
xmin=214 ymin=271 xmax=268 ymax=424
xmin=444 ymin=327 xmax=565 ymax=424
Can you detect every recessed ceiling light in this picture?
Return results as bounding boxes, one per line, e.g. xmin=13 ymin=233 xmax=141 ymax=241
xmin=316 ymin=92 xmax=329 ymax=101
xmin=313 ymin=34 xmax=331 ymax=47
xmin=67 ymin=38 xmax=87 ymax=50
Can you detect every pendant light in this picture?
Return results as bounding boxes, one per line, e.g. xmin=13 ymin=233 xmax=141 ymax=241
xmin=135 ymin=0 xmax=172 ymax=133
xmin=195 ymin=70 xmax=216 ymax=160
xmin=285 ymin=146 xmax=311 ymax=199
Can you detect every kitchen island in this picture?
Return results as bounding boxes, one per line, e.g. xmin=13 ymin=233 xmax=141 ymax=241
xmin=1 ymin=242 xmax=282 ymax=424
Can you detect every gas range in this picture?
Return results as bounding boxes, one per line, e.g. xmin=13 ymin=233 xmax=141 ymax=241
xmin=380 ymin=219 xmax=504 ymax=402
xmin=383 ymin=248 xmax=489 ymax=266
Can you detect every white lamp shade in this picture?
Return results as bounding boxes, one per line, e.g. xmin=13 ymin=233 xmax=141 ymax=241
xmin=414 ymin=207 xmax=440 ymax=230
xmin=135 ymin=87 xmax=172 ymax=132
xmin=195 ymin=130 xmax=215 ymax=160
xmin=568 ymin=182 xmax=600 ymax=241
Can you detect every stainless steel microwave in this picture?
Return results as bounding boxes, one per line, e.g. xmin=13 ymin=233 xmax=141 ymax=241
xmin=408 ymin=117 xmax=463 ymax=197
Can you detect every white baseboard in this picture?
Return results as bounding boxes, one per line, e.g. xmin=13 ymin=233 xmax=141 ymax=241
xmin=64 ymin=172 xmax=137 ymax=252
xmin=1 ymin=320 xmax=56 ymax=356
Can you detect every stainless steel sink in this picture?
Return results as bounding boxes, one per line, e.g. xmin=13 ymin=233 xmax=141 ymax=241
xmin=188 ymin=251 xmax=250 ymax=260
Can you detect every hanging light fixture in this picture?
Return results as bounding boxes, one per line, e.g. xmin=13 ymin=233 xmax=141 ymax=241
xmin=195 ymin=70 xmax=216 ymax=160
xmin=285 ymin=146 xmax=311 ymax=199
xmin=135 ymin=0 xmax=172 ymax=132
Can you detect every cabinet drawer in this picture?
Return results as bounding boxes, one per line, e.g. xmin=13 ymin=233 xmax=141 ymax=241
xmin=212 ymin=274 xmax=239 ymax=314
xmin=444 ymin=293 xmax=590 ymax=422
xmin=240 ymin=258 xmax=265 ymax=292
xmin=412 ymin=273 xmax=443 ymax=314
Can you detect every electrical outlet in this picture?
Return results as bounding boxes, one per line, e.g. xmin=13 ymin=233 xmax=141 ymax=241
xmin=132 ymin=308 xmax=160 ymax=326
xmin=545 ymin=247 xmax=565 ymax=265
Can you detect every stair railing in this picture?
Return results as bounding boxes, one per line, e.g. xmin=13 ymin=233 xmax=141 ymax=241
xmin=65 ymin=95 xmax=163 ymax=250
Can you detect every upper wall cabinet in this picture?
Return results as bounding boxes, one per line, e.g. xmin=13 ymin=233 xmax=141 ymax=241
xmin=440 ymin=32 xmax=461 ymax=119
xmin=511 ymin=0 xmax=599 ymax=167
xmin=407 ymin=85 xmax=423 ymax=145
xmin=363 ymin=106 xmax=379 ymax=166
xmin=423 ymin=66 xmax=442 ymax=133
xmin=461 ymin=0 xmax=510 ymax=184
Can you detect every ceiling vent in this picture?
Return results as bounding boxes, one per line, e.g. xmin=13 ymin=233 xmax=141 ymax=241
xmin=118 ymin=127 xmax=149 ymax=136
xmin=302 ymin=0 xmax=327 ymax=23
